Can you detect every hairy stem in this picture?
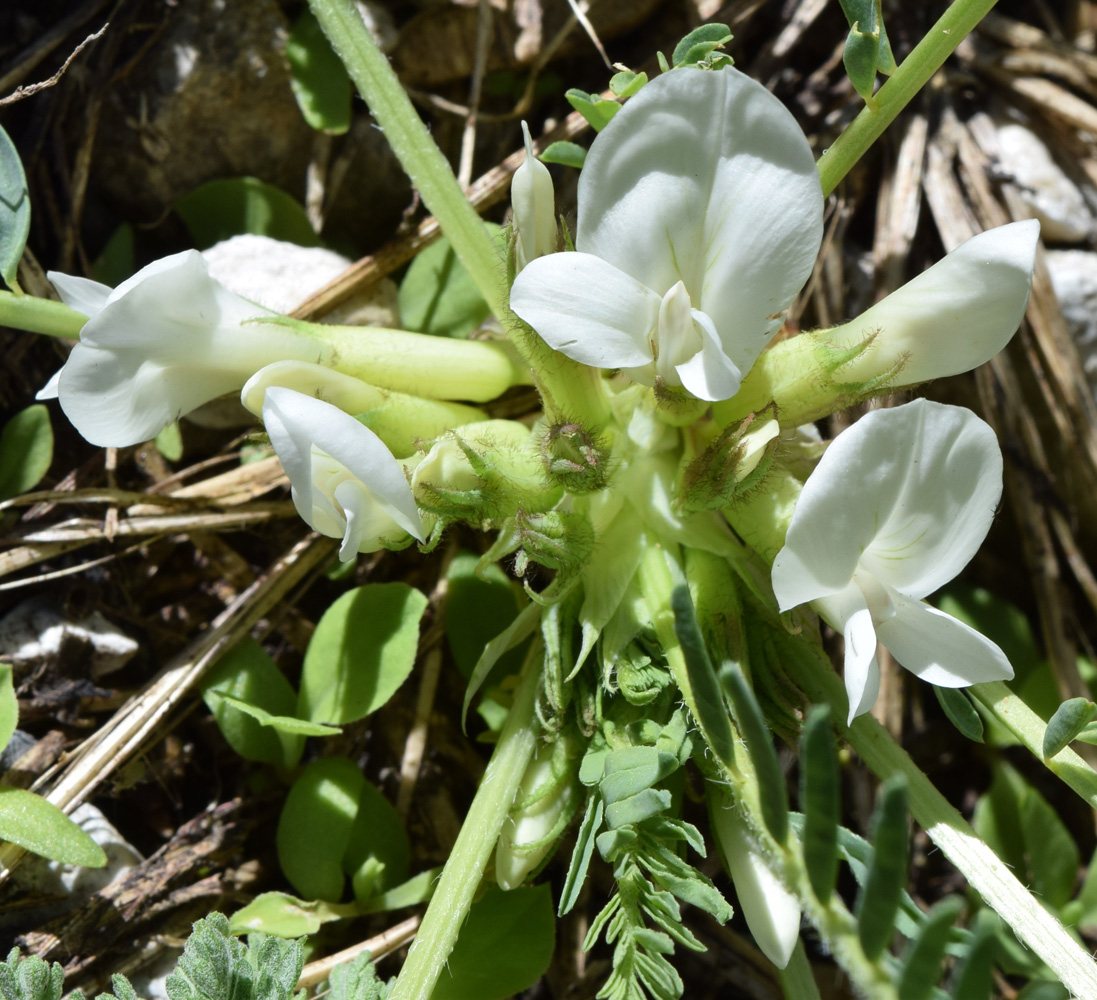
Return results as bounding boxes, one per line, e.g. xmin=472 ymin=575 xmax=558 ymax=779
xmin=818 ymin=0 xmax=999 ymax=196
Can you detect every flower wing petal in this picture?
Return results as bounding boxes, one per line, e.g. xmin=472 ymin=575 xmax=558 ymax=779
xmin=510 ymin=252 xmax=658 ymax=368
xmin=577 ymin=67 xmax=822 ymax=375
xmin=858 ymin=400 xmax=1003 ymax=598
xmin=828 ymin=220 xmax=1039 ymax=385
xmin=876 ymin=592 xmax=1014 ymax=687
xmin=46 ymin=273 xmax=112 ymax=318
xmin=814 ymin=585 xmax=882 ymax=724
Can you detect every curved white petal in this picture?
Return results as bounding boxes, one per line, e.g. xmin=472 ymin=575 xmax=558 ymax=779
xmin=712 ymin=801 xmax=800 ymax=969
xmin=510 ymin=252 xmax=658 ymax=368
xmin=814 ymin=584 xmax=881 ymax=723
xmin=241 ymin=361 xmax=385 ymax=418
xmin=674 ymin=309 xmax=742 ymax=401
xmin=577 ymin=67 xmax=822 ymax=377
xmin=46 ymin=273 xmax=112 ymax=318
xmin=263 ymin=388 xmax=424 ymax=549
xmin=856 ymin=400 xmax=1003 ymax=598
xmin=875 ymin=592 xmax=1014 ymax=688
xmin=512 ymin=121 xmax=558 ymax=270
xmin=36 ymin=368 xmax=62 ymax=401
xmin=828 ymin=220 xmax=1040 ymax=385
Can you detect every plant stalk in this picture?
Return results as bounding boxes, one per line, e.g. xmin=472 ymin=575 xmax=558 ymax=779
xmin=387 ymin=648 xmax=542 ymax=1000
xmin=818 ymin=0 xmax=999 ymax=196
xmin=0 ymin=291 xmax=86 ymax=338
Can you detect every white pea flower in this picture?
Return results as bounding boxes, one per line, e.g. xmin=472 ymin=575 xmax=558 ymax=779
xmin=512 ymin=121 xmax=558 ymax=271
xmin=262 ymin=387 xmax=424 ymax=561
xmin=510 ymin=67 xmax=824 ymax=401
xmin=38 ymin=251 xmax=330 ymax=447
xmin=771 ymin=400 xmax=1013 ymax=723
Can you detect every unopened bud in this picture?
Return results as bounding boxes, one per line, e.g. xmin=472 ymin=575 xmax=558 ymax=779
xmin=512 ymin=122 xmax=558 ymax=271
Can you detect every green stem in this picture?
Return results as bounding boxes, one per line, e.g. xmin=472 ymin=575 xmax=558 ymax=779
xmin=0 ymin=291 xmax=86 ymax=338
xmin=970 ymin=680 xmax=1097 ymax=808
xmin=777 ymin=941 xmax=823 ymax=1000
xmin=387 ymin=648 xmax=542 ymax=1000
xmin=308 ymin=0 xmax=507 ymax=323
xmin=787 ymin=650 xmax=1097 ymax=998
xmin=818 ymin=0 xmax=998 ymax=196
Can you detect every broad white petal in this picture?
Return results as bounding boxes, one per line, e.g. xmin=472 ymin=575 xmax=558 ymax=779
xmin=876 ymin=592 xmax=1014 ymax=688
xmin=711 ymin=799 xmax=800 ymax=969
xmin=674 ymin=309 xmax=742 ymax=401
xmin=814 ymin=584 xmax=881 ymax=724
xmin=46 ymin=273 xmax=112 ymax=318
xmin=510 ymin=252 xmax=657 ymax=368
xmin=827 ymin=220 xmax=1039 ymax=385
xmin=261 ymin=386 xmax=319 ymax=520
xmin=264 ymin=388 xmax=423 ymax=543
xmin=857 ymin=400 xmax=1002 ymax=598
xmin=577 ymin=67 xmax=822 ymax=376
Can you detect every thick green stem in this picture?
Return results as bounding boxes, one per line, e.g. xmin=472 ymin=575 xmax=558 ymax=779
xmin=971 ymin=680 xmax=1097 ymax=808
xmin=0 ymin=291 xmax=85 ymax=338
xmin=819 ymin=0 xmax=998 ymax=196
xmin=787 ymin=650 xmax=1097 ymax=998
xmin=387 ymin=650 xmax=542 ymax=1000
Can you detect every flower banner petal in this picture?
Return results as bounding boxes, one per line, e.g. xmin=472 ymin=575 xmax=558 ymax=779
xmin=511 ymin=251 xmax=658 ymax=368
xmin=875 ymin=592 xmax=1014 ymax=688
xmin=578 ymin=67 xmax=823 ymax=376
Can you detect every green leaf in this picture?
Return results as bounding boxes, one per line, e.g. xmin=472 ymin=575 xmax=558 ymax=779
xmin=430 ymin=885 xmax=555 ymax=1000
xmin=92 ymin=223 xmax=135 ymax=287
xmin=202 ymin=638 xmax=306 ymax=767
xmin=299 ymin=583 xmax=428 ymax=725
xmin=1043 ymin=697 xmax=1097 ymax=758
xmin=286 ymin=9 xmax=352 ymax=134
xmin=671 ymin=24 xmax=734 ymax=67
xmin=897 ymin=897 xmax=963 ymax=1000
xmin=934 ymin=686 xmax=984 ymax=743
xmin=154 ymin=422 xmax=183 ymax=463
xmin=1019 ymin=778 xmax=1079 ymax=910
xmin=799 ymin=705 xmax=839 ymax=903
xmin=399 ymin=226 xmax=504 ymax=339
xmin=0 ymin=124 xmax=30 ymax=291
xmin=0 ymin=665 xmax=16 ymax=754
xmin=720 ymin=662 xmax=787 ymax=843
xmin=856 ymin=777 xmax=908 ymax=961
xmin=1016 ymin=983 xmax=1069 ymax=1000
xmin=445 ymin=553 xmax=525 ymax=679
xmin=564 ymin=89 xmax=619 ymax=132
xmin=842 ymin=18 xmax=881 ymax=102
xmin=669 ymin=583 xmax=735 ymax=769
xmin=0 ymin=787 xmax=106 ymax=867
xmin=559 ymin=795 xmax=602 ymax=916
xmin=175 ymin=177 xmax=319 ymax=249
xmin=609 ymin=70 xmax=648 ymax=98
xmin=599 ymin=747 xmax=678 ymax=804
xmin=603 ymin=788 xmax=672 ymax=830
xmin=215 ymin=693 xmax=341 ymax=737
xmin=0 ymin=405 xmax=53 ymax=501
xmin=276 ymin=757 xmax=364 ymax=901
xmin=361 ymin=866 xmax=439 ymax=913
xmin=462 ymin=601 xmax=541 ymax=724
xmin=228 ymin=891 xmax=354 ymax=937
xmin=344 ymin=780 xmax=410 ymax=901
xmin=0 ymin=951 xmax=65 ymax=1000
xmin=537 ymin=141 xmax=587 ymax=170
xmin=948 ymin=918 xmax=996 ymax=1000
xmin=327 ymin=950 xmax=387 ymax=1000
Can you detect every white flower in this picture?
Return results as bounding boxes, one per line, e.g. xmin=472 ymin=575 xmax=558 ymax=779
xmin=512 ymin=121 xmax=558 ymax=271
xmin=510 ymin=67 xmax=823 ymax=401
xmin=771 ymin=400 xmax=1013 ymax=723
xmin=821 ymin=220 xmax=1040 ymax=386
xmin=39 ymin=251 xmax=331 ymax=447
xmin=710 ymin=793 xmax=801 ymax=969
xmin=262 ymin=387 xmax=424 ymax=561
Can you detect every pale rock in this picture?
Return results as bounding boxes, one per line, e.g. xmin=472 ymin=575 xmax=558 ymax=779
xmin=996 ymin=123 xmax=1094 ymax=243
xmin=1047 ymin=248 xmax=1097 ymax=399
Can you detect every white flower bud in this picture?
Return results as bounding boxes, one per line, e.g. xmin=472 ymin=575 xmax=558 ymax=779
xmin=512 ymin=121 xmax=558 ymax=271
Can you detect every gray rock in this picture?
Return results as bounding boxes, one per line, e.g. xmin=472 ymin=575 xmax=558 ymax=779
xmin=1047 ymin=248 xmax=1097 ymax=400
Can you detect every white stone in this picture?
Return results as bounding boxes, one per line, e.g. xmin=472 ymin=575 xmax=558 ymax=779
xmin=1047 ymin=248 xmax=1097 ymax=399
xmin=996 ymin=123 xmax=1095 ymax=243
xmin=0 ymin=599 xmax=139 ymax=680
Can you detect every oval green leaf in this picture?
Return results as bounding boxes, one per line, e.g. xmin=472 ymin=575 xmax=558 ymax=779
xmin=299 ymin=582 xmax=428 ymax=725
xmin=286 ymin=9 xmax=352 ymax=134
xmin=0 ymin=788 xmax=107 ymax=866
xmin=175 ymin=177 xmax=319 ymax=249
xmin=344 ymin=780 xmax=410 ymax=901
xmin=0 ymin=664 xmax=16 ymax=753
xmin=935 ymin=685 xmax=984 ymax=743
xmin=228 ymin=890 xmax=354 ymax=937
xmin=430 ymin=885 xmax=555 ymax=1000
xmin=0 ymin=404 xmax=53 ymax=501
xmin=0 ymin=124 xmax=30 ymax=291
xmin=1043 ymin=697 xmax=1097 ymax=758
xmin=276 ymin=757 xmax=364 ymax=901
